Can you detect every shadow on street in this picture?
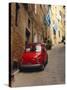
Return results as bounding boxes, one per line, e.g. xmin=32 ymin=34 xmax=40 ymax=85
xmin=19 ymin=67 xmax=44 ymax=73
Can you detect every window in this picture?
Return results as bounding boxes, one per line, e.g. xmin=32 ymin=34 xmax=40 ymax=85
xmin=53 ymin=27 xmax=56 ymax=35
xmin=23 ymin=4 xmax=28 ymax=10
xmin=48 ymin=5 xmax=51 ymax=9
xmin=25 ymin=44 xmax=41 ymax=52
xmin=28 ymin=19 xmax=30 ymax=28
xmin=36 ymin=45 xmax=41 ymax=52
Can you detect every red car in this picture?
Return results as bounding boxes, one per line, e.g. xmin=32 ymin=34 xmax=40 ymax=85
xmin=19 ymin=43 xmax=48 ymax=70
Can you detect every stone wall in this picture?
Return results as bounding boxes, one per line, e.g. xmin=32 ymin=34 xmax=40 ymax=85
xmin=10 ymin=3 xmax=48 ymax=63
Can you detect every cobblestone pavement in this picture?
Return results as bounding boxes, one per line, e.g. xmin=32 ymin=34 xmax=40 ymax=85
xmin=12 ymin=43 xmax=65 ymax=87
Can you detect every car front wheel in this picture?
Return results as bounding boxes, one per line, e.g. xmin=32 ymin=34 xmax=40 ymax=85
xmin=44 ymin=56 xmax=48 ymax=67
xmin=41 ymin=64 xmax=44 ymax=70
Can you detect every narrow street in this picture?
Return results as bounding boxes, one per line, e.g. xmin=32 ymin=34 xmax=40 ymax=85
xmin=12 ymin=43 xmax=65 ymax=87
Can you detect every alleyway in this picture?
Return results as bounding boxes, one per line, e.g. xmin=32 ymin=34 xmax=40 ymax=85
xmin=12 ymin=44 xmax=65 ymax=87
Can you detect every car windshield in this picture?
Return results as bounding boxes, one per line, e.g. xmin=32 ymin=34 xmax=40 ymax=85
xmin=25 ymin=44 xmax=41 ymax=52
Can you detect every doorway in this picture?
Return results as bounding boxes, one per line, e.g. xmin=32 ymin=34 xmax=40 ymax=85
xmin=25 ymin=28 xmax=30 ymax=47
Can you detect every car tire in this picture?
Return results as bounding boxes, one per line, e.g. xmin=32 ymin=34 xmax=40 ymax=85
xmin=41 ymin=64 xmax=44 ymax=71
xmin=18 ymin=62 xmax=22 ymax=71
xmin=18 ymin=65 xmax=21 ymax=71
xmin=19 ymin=66 xmax=23 ymax=72
xmin=47 ymin=55 xmax=48 ymax=63
xmin=45 ymin=57 xmax=48 ymax=65
xmin=44 ymin=56 xmax=48 ymax=67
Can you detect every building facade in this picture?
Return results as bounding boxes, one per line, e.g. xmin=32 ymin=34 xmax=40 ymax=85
xmin=50 ymin=5 xmax=65 ymax=45
xmin=10 ymin=3 xmax=49 ymax=67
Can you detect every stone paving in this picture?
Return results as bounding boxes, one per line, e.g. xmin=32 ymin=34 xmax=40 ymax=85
xmin=12 ymin=43 xmax=65 ymax=87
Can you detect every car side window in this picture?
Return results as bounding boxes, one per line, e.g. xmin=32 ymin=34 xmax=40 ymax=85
xmin=36 ymin=45 xmax=41 ymax=52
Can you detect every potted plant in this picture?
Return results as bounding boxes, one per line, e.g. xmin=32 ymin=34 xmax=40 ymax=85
xmin=46 ymin=38 xmax=52 ymax=50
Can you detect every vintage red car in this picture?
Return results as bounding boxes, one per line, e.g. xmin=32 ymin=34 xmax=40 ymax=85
xmin=19 ymin=43 xmax=48 ymax=70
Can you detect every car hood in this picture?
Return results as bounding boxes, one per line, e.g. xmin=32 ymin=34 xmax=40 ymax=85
xmin=22 ymin=52 xmax=41 ymax=60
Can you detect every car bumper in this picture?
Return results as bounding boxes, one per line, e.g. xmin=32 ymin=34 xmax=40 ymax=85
xmin=20 ymin=64 xmax=42 ymax=69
